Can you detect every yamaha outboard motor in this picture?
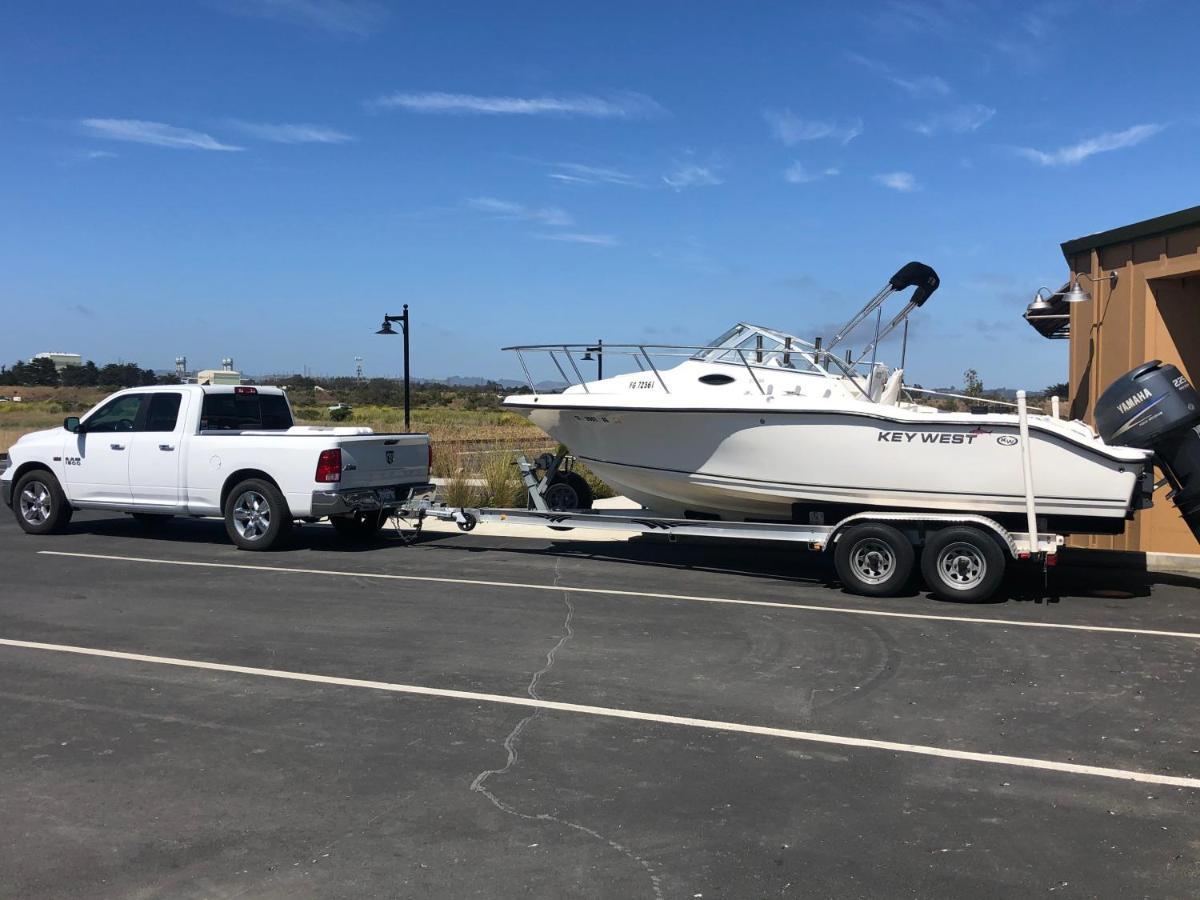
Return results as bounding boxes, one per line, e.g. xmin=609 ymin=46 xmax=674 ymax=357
xmin=1095 ymin=361 xmax=1200 ymax=542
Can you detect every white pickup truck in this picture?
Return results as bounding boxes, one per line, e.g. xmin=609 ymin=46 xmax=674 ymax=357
xmin=2 ymin=384 xmax=432 ymax=550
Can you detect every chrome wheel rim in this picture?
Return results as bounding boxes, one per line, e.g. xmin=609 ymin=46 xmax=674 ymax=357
xmin=232 ymin=490 xmax=271 ymax=540
xmin=850 ymin=537 xmax=895 ymax=585
xmin=937 ymin=542 xmax=986 ymax=590
xmin=19 ymin=481 xmax=51 ymax=524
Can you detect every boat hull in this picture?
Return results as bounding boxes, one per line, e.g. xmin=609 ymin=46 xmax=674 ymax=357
xmin=514 ymin=405 xmax=1145 ymax=528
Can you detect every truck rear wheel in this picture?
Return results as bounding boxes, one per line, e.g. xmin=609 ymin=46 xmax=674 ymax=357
xmin=833 ymin=522 xmax=914 ymax=597
xmin=13 ymin=470 xmax=72 ymax=535
xmin=920 ymin=526 xmax=1005 ymax=603
xmin=224 ymin=478 xmax=291 ymax=551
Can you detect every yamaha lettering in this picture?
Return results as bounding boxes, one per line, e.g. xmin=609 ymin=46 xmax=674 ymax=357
xmin=877 ymin=431 xmax=979 ymax=445
xmin=1116 ymin=388 xmax=1152 ymax=415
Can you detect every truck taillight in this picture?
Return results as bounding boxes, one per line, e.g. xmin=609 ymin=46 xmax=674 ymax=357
xmin=315 ymin=448 xmax=342 ymax=483
xmin=428 ymin=443 xmax=433 ymax=471
xmin=234 ymin=386 xmax=258 ymax=395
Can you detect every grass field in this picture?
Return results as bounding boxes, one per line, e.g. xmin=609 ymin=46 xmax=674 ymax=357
xmin=0 ymin=397 xmax=549 ymax=453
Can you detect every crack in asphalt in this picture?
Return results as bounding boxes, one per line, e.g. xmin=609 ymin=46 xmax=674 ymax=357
xmin=470 ymin=560 xmax=663 ymax=899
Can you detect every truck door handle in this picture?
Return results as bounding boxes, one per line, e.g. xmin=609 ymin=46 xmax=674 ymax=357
xmin=110 ymin=443 xmax=125 ymax=450
xmin=159 ymin=444 xmax=175 ymax=451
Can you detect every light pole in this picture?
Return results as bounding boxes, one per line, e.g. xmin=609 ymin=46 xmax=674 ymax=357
xmin=375 ymin=305 xmax=411 ymax=432
xmin=582 ymin=339 xmax=603 ymax=380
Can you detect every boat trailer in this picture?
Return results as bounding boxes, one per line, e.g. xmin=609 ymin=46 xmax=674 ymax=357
xmin=392 ymin=396 xmax=1063 ymax=604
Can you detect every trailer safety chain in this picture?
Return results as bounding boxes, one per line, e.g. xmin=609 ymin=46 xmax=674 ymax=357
xmin=387 ymin=507 xmax=425 ymax=545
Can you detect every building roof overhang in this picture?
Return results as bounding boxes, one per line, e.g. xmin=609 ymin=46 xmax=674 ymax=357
xmin=1061 ymin=204 xmax=1200 ymax=258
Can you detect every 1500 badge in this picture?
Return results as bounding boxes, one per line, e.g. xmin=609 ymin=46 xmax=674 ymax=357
xmin=878 ymin=431 xmax=981 ymax=445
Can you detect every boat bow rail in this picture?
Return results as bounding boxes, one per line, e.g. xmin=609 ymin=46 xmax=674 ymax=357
xmin=502 ymin=325 xmax=878 ymax=399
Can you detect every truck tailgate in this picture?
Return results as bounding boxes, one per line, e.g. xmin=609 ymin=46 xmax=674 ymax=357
xmin=337 ymin=434 xmax=429 ymax=488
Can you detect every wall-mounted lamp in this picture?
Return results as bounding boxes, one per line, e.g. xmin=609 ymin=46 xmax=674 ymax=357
xmin=1060 ymin=269 xmax=1119 ymax=304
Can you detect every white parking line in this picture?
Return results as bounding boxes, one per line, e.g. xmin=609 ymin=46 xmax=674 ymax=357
xmin=38 ymin=550 xmax=1200 ymax=641
xmin=0 ymin=635 xmax=1196 ymax=789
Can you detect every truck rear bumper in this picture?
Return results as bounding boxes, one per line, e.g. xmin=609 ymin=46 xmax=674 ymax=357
xmin=311 ymin=483 xmax=435 ymax=518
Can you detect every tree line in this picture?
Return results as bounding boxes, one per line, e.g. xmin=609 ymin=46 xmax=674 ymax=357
xmin=0 ymin=358 xmax=179 ymax=388
xmin=273 ymin=374 xmax=509 ymax=410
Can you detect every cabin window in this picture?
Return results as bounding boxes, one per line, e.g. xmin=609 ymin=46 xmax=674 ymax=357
xmin=698 ymin=373 xmax=735 ymax=386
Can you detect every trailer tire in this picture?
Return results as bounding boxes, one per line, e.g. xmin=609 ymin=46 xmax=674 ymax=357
xmin=921 ymin=526 xmax=1005 ymax=603
xmin=537 ymin=472 xmax=594 ymax=512
xmin=834 ymin=523 xmax=914 ymax=598
xmin=224 ymin=478 xmax=292 ymax=551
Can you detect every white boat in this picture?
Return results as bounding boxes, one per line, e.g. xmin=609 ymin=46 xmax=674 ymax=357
xmin=502 ymin=263 xmax=1160 ymax=536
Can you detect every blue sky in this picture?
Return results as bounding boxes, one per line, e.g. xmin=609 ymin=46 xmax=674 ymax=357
xmin=2 ymin=0 xmax=1196 ymax=389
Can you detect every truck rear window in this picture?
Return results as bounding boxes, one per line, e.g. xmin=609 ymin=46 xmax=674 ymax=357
xmin=200 ymin=393 xmax=293 ymax=431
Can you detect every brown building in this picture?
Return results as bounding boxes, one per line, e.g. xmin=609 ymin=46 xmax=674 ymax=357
xmin=1032 ymin=205 xmax=1200 ymax=555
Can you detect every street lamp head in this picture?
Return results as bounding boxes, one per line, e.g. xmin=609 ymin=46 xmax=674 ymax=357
xmin=376 ymin=319 xmax=397 ymax=335
xmin=581 ymin=351 xmax=594 ymax=361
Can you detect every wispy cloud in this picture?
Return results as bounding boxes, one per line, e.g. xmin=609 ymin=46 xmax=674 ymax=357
xmin=866 ymin=0 xmax=974 ymax=41
xmin=220 ymin=0 xmax=387 ymax=37
xmin=1016 ymin=123 xmax=1165 ymax=166
xmin=662 ymin=162 xmax=723 ymax=190
xmin=537 ymin=232 xmax=620 ymax=247
xmin=874 ymin=171 xmax=919 ymax=192
xmin=764 ymin=110 xmax=862 ymax=146
xmin=87 ymin=150 xmax=117 ymax=160
xmin=910 ymin=103 xmax=995 ymax=136
xmin=227 ymin=120 xmax=354 ymax=143
xmin=369 ymin=91 xmax=663 ymax=118
xmin=547 ymin=162 xmax=640 ymax=186
xmin=80 ymin=118 xmax=243 ymax=151
xmin=845 ymin=52 xmax=950 ymax=98
xmin=466 ymin=197 xmax=573 ymax=227
xmin=783 ymin=162 xmax=840 ymax=184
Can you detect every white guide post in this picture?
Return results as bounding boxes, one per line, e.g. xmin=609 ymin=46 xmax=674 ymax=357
xmin=1051 ymin=395 xmax=1061 ymax=419
xmin=1016 ymin=390 xmax=1039 ymax=551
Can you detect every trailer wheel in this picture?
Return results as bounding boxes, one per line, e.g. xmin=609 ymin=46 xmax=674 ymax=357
xmin=536 ymin=472 xmax=594 ymax=511
xmin=833 ymin=523 xmax=914 ymax=598
xmin=921 ymin=526 xmax=1005 ymax=603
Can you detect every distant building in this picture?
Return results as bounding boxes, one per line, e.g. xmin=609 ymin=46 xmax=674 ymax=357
xmin=196 ymin=369 xmax=243 ymax=386
xmin=196 ymin=356 xmax=241 ymax=386
xmin=33 ymin=352 xmax=82 ymax=372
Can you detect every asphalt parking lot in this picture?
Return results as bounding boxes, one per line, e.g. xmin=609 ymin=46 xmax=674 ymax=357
xmin=1 ymin=510 xmax=1199 ymax=898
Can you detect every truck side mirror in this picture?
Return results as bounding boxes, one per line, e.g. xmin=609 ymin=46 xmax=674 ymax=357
xmin=64 ymin=416 xmax=82 ymax=433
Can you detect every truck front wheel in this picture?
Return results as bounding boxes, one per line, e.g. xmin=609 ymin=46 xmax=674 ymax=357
xmin=224 ymin=478 xmax=291 ymax=551
xmin=13 ymin=470 xmax=72 ymax=535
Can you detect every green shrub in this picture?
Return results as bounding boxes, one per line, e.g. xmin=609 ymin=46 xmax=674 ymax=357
xmin=480 ymin=449 xmax=527 ymax=507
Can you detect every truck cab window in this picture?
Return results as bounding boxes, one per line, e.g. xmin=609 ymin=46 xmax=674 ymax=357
xmin=83 ymin=394 xmax=145 ymax=433
xmin=200 ymin=393 xmax=293 ymax=431
xmin=142 ymin=393 xmax=182 ymax=432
